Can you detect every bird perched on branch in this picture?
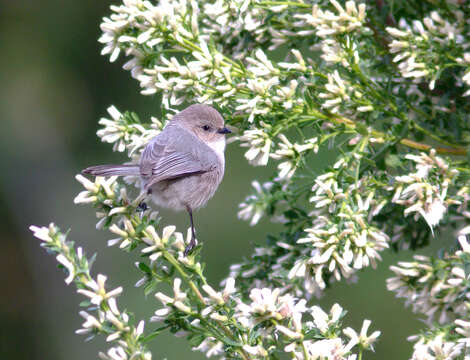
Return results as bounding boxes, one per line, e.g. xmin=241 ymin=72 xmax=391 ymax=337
xmin=83 ymin=104 xmax=231 ymax=255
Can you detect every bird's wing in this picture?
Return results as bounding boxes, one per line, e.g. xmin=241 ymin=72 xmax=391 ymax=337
xmin=140 ymin=125 xmax=217 ymax=190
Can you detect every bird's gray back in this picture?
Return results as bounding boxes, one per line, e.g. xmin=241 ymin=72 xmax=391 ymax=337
xmin=139 ymin=123 xmax=222 ymax=189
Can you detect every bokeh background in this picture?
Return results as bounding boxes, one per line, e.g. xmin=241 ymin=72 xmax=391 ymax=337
xmin=0 ymin=1 xmax=447 ymax=359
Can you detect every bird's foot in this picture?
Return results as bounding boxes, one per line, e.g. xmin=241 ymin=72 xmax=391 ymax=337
xmin=137 ymin=201 xmax=148 ymax=212
xmin=183 ymin=238 xmax=197 ymax=256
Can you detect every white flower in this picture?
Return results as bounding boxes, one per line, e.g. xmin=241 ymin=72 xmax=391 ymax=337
xmin=155 ymin=278 xmax=191 ymax=315
xmin=202 ymin=284 xmax=224 ymax=305
xmin=343 ymin=319 xmax=380 ymax=350
xmin=310 ymin=303 xmax=343 ymax=334
xmin=97 ymin=105 xmax=163 ymax=155
xmin=392 ymin=150 xmax=457 ymax=230
xmin=151 ymin=307 xmax=171 ymax=322
xmin=76 ymin=311 xmax=103 ymax=335
xmin=318 ymin=70 xmax=356 ymax=113
xmin=386 ymin=12 xmax=462 ymax=88
xmin=243 ymin=287 xmax=282 ymax=317
xmin=410 ymin=334 xmax=464 ymax=360
xmin=99 ymin=346 xmax=128 ymax=360
xmin=238 ymin=181 xmax=274 ymax=225
xmin=236 ymin=287 xmax=306 ymax=327
xmin=321 ymin=36 xmax=360 ymax=67
xmin=458 ymin=235 xmax=470 ymax=253
xmin=278 ymin=49 xmax=307 ymax=72
xmin=295 ymin=0 xmax=366 ymax=38
xmin=238 ymin=126 xmax=272 ymax=166
xmin=276 ymin=324 xmax=302 ymax=339
xmin=246 ymin=49 xmax=279 ymax=77
xmin=141 ymin=225 xmax=176 ymax=260
xmin=271 ymin=135 xmax=319 ymax=179
xmin=56 ymin=254 xmax=76 ymax=285
xmin=243 ymin=344 xmax=268 ymax=357
xmin=77 ymin=274 xmax=123 ymax=306
xmin=74 ymin=175 xmax=118 ymax=206
xmin=222 ymin=277 xmax=236 ymax=301
xmin=30 ymin=224 xmax=55 ymax=243
xmin=193 ymin=337 xmax=224 ymax=357
xmin=387 ymin=244 xmax=470 ymax=325
xmin=458 ymin=53 xmax=470 ymax=95
xmin=455 ymin=319 xmax=470 ymax=340
xmin=294 ymin=337 xmax=356 ymax=360
xmin=298 ymin=213 xmax=388 ymax=288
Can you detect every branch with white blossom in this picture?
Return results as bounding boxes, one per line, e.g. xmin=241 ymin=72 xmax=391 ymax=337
xmin=30 ymin=224 xmax=151 ymax=360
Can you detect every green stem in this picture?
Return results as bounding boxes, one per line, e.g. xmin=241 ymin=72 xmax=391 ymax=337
xmin=355 ymin=136 xmax=370 ymax=184
xmin=408 ymin=119 xmax=461 ymax=148
xmin=163 ymin=249 xmax=206 ymax=303
xmin=136 ymin=227 xmax=250 ymax=360
xmin=301 ymin=341 xmax=309 ymax=359
xmin=350 ymin=60 xmax=462 ymax=149
xmin=298 ymin=113 xmax=467 ymax=156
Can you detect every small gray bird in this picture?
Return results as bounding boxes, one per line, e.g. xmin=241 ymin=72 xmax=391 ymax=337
xmin=83 ymin=104 xmax=231 ymax=255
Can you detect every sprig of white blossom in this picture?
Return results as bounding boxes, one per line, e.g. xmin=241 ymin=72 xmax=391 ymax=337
xmin=30 ymin=224 xmax=151 ymax=360
xmin=97 ymin=105 xmax=165 ymax=155
xmin=386 ymin=11 xmax=465 ymax=90
xmin=391 ymin=149 xmax=459 ymax=230
xmin=388 ymin=235 xmax=470 ymax=325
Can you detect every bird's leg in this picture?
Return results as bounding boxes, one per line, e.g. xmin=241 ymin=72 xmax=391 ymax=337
xmin=135 ymin=190 xmax=151 ymax=218
xmin=184 ymin=206 xmax=197 ymax=256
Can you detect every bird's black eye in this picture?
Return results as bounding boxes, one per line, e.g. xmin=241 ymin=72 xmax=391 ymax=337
xmin=202 ymin=125 xmax=211 ymax=131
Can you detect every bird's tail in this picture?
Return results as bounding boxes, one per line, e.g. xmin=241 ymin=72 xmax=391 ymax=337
xmin=82 ymin=164 xmax=140 ymax=177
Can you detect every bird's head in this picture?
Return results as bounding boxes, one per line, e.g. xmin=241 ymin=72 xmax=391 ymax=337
xmin=172 ymin=104 xmax=231 ymax=146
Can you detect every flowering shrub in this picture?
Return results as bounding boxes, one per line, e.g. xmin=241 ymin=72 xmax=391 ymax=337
xmin=31 ymin=0 xmax=470 ymax=359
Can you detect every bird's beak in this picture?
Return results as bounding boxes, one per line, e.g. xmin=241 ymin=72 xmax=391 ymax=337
xmin=217 ymin=127 xmax=231 ymax=134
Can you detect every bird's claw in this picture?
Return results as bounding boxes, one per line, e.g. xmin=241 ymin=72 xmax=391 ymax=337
xmin=183 ymin=238 xmax=197 ymax=256
xmin=137 ymin=201 xmax=148 ymax=212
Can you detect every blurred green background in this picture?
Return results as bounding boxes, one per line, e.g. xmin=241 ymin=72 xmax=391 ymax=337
xmin=0 ymin=1 xmax=446 ymax=359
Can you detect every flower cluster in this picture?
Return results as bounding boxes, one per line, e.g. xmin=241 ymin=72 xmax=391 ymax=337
xmin=287 ymin=168 xmax=389 ymax=294
xmin=97 ymin=105 xmax=165 ymax=155
xmin=232 ymin=149 xmax=393 ymax=297
xmin=152 ymin=278 xmax=380 ymax=359
xmin=30 ymin=224 xmax=151 ymax=360
xmin=238 ymin=181 xmax=273 ymax=226
xmin=270 ymin=134 xmax=319 ymax=180
xmin=294 ymin=0 xmax=366 ymax=37
xmin=408 ymin=332 xmax=465 ymax=360
xmin=388 ymin=235 xmax=470 ymax=325
xmin=388 ymin=235 xmax=470 ymax=358
xmin=318 ymin=70 xmax=371 ymax=114
xmin=237 ymin=124 xmax=273 ymax=166
xmin=301 ymin=0 xmax=367 ymax=67
xmin=74 ymin=173 xmax=159 ymax=232
xmin=458 ymin=52 xmax=470 ymax=96
xmin=391 ymin=149 xmax=459 ymax=230
xmin=386 ymin=11 xmax=465 ymax=90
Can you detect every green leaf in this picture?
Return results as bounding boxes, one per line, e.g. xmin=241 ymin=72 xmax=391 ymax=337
xmin=142 ymin=325 xmax=171 ymax=343
xmin=79 ymin=300 xmax=91 ymax=307
xmin=144 ymin=280 xmax=157 ymax=296
xmin=356 ymin=122 xmax=369 ymax=136
xmin=138 ymin=262 xmax=152 ymax=274
xmin=385 ymin=154 xmax=401 ymax=169
xmin=188 ymin=334 xmax=205 ymax=347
